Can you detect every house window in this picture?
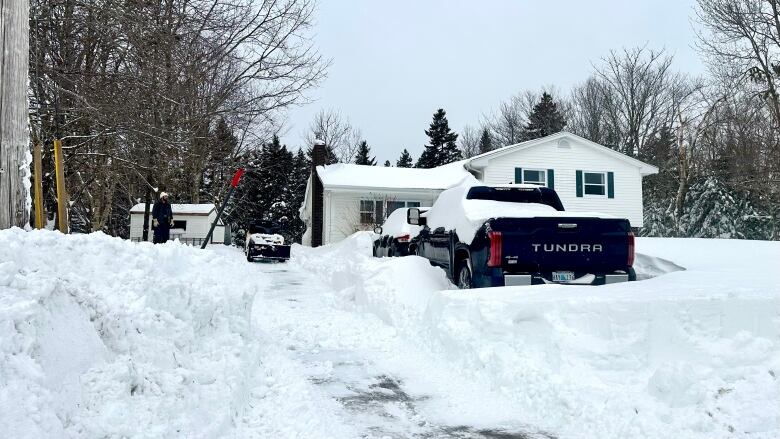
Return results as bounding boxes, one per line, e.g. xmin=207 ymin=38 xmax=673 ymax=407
xmin=522 ymin=169 xmax=547 ymax=186
xmin=385 ymin=200 xmax=422 ymax=217
xmin=360 ymin=200 xmax=375 ymax=224
xmin=583 ymin=172 xmax=606 ymax=196
xmin=386 ymin=201 xmax=405 ymax=216
xmin=360 ymin=200 xmax=385 ymax=224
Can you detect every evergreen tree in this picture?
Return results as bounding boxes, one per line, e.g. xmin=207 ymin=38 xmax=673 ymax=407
xmin=521 ymin=92 xmax=567 ymax=141
xmin=201 ymin=118 xmax=238 ymax=202
xmin=353 ymin=140 xmax=377 ymax=165
xmin=227 ymin=135 xmax=297 ymax=245
xmin=384 ymin=160 xmax=391 ymax=167
xmin=478 ymin=127 xmax=493 ymax=154
xmin=396 ymin=149 xmax=414 ymax=167
xmin=416 ymin=109 xmax=461 ymax=168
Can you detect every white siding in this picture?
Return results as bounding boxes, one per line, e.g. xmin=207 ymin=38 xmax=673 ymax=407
xmin=323 ymin=189 xmax=440 ymax=244
xmin=481 ymin=137 xmax=645 ymax=227
xmin=129 ymin=212 xmax=223 ymax=243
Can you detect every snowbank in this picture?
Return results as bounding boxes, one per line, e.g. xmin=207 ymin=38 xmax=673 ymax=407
xmin=293 ymin=234 xmax=780 ymax=439
xmin=0 ymin=229 xmax=350 ymax=438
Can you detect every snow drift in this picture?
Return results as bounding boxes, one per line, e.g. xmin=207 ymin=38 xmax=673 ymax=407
xmin=293 ymin=233 xmax=780 ymax=439
xmin=0 ymin=229 xmax=353 ymax=439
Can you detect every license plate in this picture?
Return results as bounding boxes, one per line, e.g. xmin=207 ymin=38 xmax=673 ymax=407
xmin=552 ymin=271 xmax=575 ymax=282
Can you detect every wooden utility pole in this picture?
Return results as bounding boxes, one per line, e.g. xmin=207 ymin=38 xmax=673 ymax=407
xmin=0 ymin=0 xmax=30 ymax=229
xmin=53 ymin=139 xmax=68 ymax=233
xmin=32 ymin=142 xmax=44 ymax=228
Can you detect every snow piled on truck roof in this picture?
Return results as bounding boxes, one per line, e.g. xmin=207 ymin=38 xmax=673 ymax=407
xmin=425 ymin=182 xmax=613 ymax=243
xmin=316 ymin=160 xmax=475 ymax=190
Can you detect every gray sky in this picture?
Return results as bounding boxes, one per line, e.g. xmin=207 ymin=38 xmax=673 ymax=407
xmin=284 ymin=0 xmax=706 ymax=163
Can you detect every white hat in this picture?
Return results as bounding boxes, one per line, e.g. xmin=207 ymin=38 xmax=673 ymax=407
xmin=160 ymin=192 xmax=169 ymax=199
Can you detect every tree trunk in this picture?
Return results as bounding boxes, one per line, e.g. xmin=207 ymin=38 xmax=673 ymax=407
xmin=0 ymin=0 xmax=29 ymax=229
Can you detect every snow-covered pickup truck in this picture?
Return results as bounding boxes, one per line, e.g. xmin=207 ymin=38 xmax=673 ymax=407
xmin=407 ymin=184 xmax=636 ymax=288
xmin=245 ymin=220 xmax=291 ymax=262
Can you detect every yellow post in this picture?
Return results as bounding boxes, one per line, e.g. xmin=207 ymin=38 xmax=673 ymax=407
xmin=53 ymin=139 xmax=68 ymax=233
xmin=33 ymin=142 xmax=45 ymax=229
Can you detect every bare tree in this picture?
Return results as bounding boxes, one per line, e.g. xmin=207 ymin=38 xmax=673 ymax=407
xmin=696 ymin=0 xmax=780 ymax=126
xmin=28 ymin=0 xmax=327 ymax=234
xmin=593 ymin=46 xmax=691 ymax=157
xmin=484 ymin=90 xmax=537 ymax=147
xmin=458 ymin=124 xmax=481 ymax=158
xmin=304 ymin=108 xmax=362 ymax=163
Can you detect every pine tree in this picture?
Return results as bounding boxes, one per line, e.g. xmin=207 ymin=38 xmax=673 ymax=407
xmin=521 ymin=92 xmax=567 ymax=141
xmin=353 ymin=140 xmax=377 ymax=165
xmin=396 ymin=149 xmax=414 ymax=167
xmin=201 ymin=118 xmax=238 ymax=202
xmin=416 ymin=109 xmax=461 ymax=168
xmin=478 ymin=127 xmax=493 ymax=154
xmin=384 ymin=160 xmax=391 ymax=167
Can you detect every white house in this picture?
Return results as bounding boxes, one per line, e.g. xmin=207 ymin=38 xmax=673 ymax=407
xmin=129 ymin=203 xmax=225 ymax=245
xmin=301 ymin=132 xmax=658 ymax=246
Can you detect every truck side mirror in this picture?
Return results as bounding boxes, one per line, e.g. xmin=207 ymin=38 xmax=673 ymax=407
xmin=373 ymin=226 xmax=383 ymax=235
xmin=407 ymin=208 xmax=426 ymax=226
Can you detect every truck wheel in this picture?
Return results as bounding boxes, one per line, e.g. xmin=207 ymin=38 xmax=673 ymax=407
xmin=457 ymin=262 xmax=473 ymax=289
xmin=246 ymin=251 xmax=253 ymax=262
xmin=388 ymin=244 xmax=395 ymax=257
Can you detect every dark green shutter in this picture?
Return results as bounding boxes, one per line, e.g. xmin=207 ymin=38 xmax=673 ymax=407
xmin=547 ymin=169 xmax=554 ymax=190
xmin=607 ymin=172 xmax=615 ymax=198
xmin=514 ymin=167 xmax=522 ymax=184
xmin=576 ymin=170 xmax=583 ymax=197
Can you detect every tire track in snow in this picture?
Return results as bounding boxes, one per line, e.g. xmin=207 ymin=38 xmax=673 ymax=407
xmin=251 ymin=263 xmax=555 ymax=439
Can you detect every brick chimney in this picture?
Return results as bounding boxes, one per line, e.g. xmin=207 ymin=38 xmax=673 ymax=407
xmin=311 ymin=140 xmax=327 ymax=247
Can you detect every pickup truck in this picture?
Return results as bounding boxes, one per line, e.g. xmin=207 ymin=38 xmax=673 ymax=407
xmin=407 ymin=184 xmax=636 ymax=288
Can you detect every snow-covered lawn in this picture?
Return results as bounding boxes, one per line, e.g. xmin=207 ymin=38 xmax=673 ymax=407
xmin=1 ymin=228 xmax=778 ymax=439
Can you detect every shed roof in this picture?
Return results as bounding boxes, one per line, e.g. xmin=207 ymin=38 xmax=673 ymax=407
xmin=129 ymin=203 xmax=215 ymax=215
xmin=316 ymin=160 xmax=474 ymax=191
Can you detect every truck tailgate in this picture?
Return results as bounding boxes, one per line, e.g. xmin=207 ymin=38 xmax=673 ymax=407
xmin=489 ymin=217 xmax=632 ymax=272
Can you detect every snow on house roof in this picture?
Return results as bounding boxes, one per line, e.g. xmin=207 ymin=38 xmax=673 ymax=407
xmin=129 ymin=203 xmax=215 ymax=215
xmin=316 ymin=160 xmax=475 ymax=191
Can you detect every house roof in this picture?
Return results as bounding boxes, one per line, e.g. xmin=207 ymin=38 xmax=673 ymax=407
xmin=316 ymin=160 xmax=474 ymax=191
xmin=467 ymin=132 xmax=659 ymax=176
xmin=130 ymin=203 xmax=216 ymax=215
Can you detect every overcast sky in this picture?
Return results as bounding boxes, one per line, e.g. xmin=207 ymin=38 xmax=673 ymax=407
xmin=283 ymin=0 xmax=706 ymax=164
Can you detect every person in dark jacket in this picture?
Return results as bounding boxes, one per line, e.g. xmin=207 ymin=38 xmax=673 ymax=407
xmin=152 ymin=192 xmax=174 ymax=244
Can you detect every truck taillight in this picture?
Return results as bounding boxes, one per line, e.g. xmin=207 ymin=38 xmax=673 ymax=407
xmin=397 ymin=234 xmax=410 ymax=242
xmin=627 ymin=231 xmax=635 ymax=267
xmin=487 ymin=231 xmax=502 ymax=267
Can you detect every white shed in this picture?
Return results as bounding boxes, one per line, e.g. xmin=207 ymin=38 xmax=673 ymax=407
xmin=129 ymin=203 xmax=225 ymax=245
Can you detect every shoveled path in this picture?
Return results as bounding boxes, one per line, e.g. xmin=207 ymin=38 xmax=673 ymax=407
xmin=251 ymin=263 xmax=556 ymax=439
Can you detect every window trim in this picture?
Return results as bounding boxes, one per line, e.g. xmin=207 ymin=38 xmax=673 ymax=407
xmin=520 ymin=168 xmax=548 ymax=187
xmin=581 ymin=171 xmax=607 ymax=198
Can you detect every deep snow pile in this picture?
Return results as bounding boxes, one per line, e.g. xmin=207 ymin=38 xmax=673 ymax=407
xmin=0 ymin=229 xmax=350 ymax=439
xmin=292 ymin=233 xmax=780 ymax=439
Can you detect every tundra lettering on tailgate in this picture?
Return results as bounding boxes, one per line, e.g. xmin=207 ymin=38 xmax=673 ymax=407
xmin=531 ymin=243 xmax=603 ymax=252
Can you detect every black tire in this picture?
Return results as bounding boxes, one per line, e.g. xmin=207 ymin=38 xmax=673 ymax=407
xmin=388 ymin=243 xmax=395 ymax=257
xmin=457 ymin=261 xmax=473 ymax=289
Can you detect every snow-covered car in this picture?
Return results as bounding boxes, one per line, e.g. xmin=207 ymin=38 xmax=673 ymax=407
xmin=372 ymin=207 xmax=428 ymax=257
xmin=408 ymin=183 xmax=636 ymax=288
xmin=245 ymin=220 xmax=291 ymax=262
